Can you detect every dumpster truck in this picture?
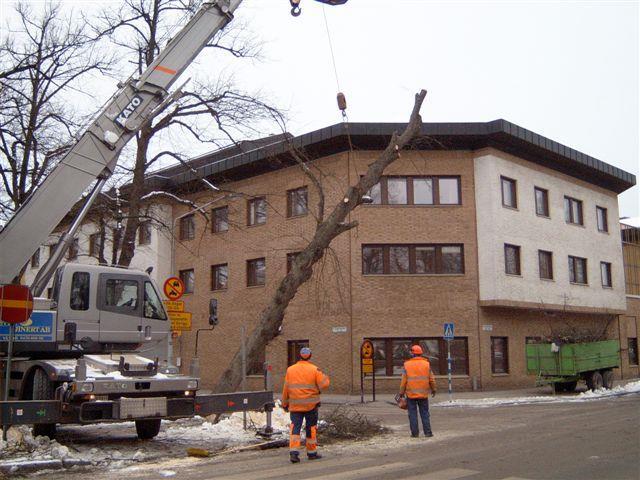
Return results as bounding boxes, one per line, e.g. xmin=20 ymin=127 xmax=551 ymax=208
xmin=1 ymin=0 xmax=349 ymax=439
xmin=526 ymin=340 xmax=620 ymax=393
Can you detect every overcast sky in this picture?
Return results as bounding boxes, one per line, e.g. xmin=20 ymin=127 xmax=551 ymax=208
xmin=2 ymin=0 xmax=638 ymax=216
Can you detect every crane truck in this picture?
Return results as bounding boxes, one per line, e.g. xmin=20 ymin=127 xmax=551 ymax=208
xmin=0 ymin=0 xmax=348 ymax=439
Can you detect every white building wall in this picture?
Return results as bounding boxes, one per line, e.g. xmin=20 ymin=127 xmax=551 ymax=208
xmin=474 ymin=149 xmax=626 ymax=312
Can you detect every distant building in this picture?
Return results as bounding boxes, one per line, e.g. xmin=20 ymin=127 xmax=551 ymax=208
xmin=620 ymin=219 xmax=640 ymax=378
xmin=164 ymin=120 xmax=636 ymax=392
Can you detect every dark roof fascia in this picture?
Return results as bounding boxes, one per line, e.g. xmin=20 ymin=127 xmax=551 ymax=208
xmin=166 ymin=120 xmax=635 ymax=195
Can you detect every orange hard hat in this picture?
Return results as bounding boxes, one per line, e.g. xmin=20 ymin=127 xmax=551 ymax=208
xmin=411 ymin=345 xmax=423 ymax=355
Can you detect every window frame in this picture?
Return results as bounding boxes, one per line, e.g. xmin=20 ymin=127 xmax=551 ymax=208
xmin=247 ymin=197 xmax=267 ymax=226
xmin=179 ymin=214 xmax=195 ymax=241
xmin=365 ymin=176 xmax=461 ymax=206
xmin=287 ymin=339 xmax=309 ymax=367
xmin=491 ymin=337 xmax=509 ymax=374
xmin=538 ymin=250 xmax=553 ymax=280
xmin=287 ymin=186 xmax=309 ymax=218
xmin=212 ymin=206 xmax=229 ymax=233
xmin=211 ymin=263 xmax=229 ymax=291
xmin=568 ymin=255 xmax=588 ymax=285
xmin=179 ymin=268 xmax=195 ymax=294
xmin=501 ymin=176 xmax=518 ymax=209
xmin=600 ymin=261 xmax=612 ymax=288
xmin=138 ymin=222 xmax=152 ymax=245
xmin=362 ymin=244 xmax=465 ymax=275
xmin=628 ymin=337 xmax=639 ymax=366
xmin=564 ymin=196 xmax=584 ymax=225
xmin=246 ymin=257 xmax=266 ymax=287
xmin=596 ymin=206 xmax=608 ymax=233
xmin=534 ymin=187 xmax=549 ymax=217
xmin=504 ymin=244 xmax=521 ymax=276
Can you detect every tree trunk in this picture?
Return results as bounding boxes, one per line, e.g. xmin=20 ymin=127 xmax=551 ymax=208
xmin=214 ymin=89 xmax=427 ymax=393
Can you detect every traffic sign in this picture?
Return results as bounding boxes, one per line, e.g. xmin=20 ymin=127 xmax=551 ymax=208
xmin=0 ymin=285 xmax=34 ymax=325
xmin=444 ymin=322 xmax=455 ymax=340
xmin=163 ymin=300 xmax=185 ymax=312
xmin=163 ymin=277 xmax=185 ymax=301
xmin=361 ymin=339 xmax=374 ymax=359
xmin=169 ymin=311 xmax=192 ymax=331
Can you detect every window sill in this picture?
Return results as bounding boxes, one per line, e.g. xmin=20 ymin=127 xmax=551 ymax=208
xmin=569 ymin=282 xmax=589 ymax=287
xmin=362 ymin=274 xmax=465 ymax=278
xmin=535 ymin=214 xmax=550 ymax=219
xmin=602 ymin=286 xmax=613 ymax=289
xmin=247 ymin=222 xmax=267 ymax=229
xmin=286 ymin=213 xmax=308 ymax=220
xmin=246 ymin=284 xmax=265 ymax=289
xmin=540 ymin=277 xmax=555 ymax=282
xmin=597 ymin=230 xmax=609 ymax=234
xmin=565 ymin=222 xmax=585 ymax=228
xmin=505 ymin=273 xmax=522 ymax=278
xmin=212 ymin=230 xmax=229 ymax=235
xmin=501 ymin=205 xmax=518 ymax=211
xmin=492 ymin=373 xmax=510 ymax=377
xmin=211 ymin=288 xmax=228 ymax=292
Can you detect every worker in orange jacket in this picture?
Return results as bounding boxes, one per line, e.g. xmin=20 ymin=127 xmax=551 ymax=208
xmin=399 ymin=344 xmax=437 ymax=438
xmin=282 ymin=347 xmax=330 ymax=463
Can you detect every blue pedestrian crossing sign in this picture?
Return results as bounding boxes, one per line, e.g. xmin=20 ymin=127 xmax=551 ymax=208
xmin=444 ymin=323 xmax=455 ymax=340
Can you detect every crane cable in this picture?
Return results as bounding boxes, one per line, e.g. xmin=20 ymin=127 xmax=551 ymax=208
xmin=321 ymin=6 xmax=354 ymax=154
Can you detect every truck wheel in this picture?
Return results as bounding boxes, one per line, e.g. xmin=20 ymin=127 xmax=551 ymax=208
xmin=135 ymin=419 xmax=161 ymax=440
xmin=586 ymin=371 xmax=603 ymax=391
xmin=602 ymin=369 xmax=614 ymax=389
xmin=32 ymin=369 xmax=57 ymax=439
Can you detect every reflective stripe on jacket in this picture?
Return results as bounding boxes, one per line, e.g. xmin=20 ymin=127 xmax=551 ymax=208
xmin=282 ymin=360 xmax=330 ymax=412
xmin=399 ymin=356 xmax=437 ymax=399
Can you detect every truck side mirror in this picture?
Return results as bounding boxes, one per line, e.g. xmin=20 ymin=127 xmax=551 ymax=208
xmin=209 ymin=298 xmax=218 ymax=326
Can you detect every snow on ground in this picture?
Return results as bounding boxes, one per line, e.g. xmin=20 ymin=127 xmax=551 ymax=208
xmin=436 ymin=380 xmax=640 ymax=408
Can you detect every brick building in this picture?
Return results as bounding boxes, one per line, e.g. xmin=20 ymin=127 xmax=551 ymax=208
xmin=164 ymin=120 xmax=637 ymax=393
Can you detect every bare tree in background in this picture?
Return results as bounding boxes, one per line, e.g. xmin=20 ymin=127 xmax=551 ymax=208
xmin=92 ymin=0 xmax=282 ymax=268
xmin=0 ymin=1 xmax=111 ymax=225
xmin=215 ymin=89 xmax=428 ymax=393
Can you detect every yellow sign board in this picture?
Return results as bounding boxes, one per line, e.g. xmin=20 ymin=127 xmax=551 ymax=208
xmin=169 ymin=311 xmax=192 ymax=331
xmin=362 ymin=364 xmax=374 ymax=374
xmin=163 ymin=300 xmax=185 ymax=312
xmin=362 ymin=358 xmax=373 ymax=365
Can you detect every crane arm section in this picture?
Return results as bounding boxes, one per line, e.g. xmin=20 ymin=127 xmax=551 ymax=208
xmin=0 ymin=0 xmax=243 ymax=285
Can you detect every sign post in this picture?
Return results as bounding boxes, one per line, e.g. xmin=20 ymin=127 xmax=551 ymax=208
xmin=444 ymin=322 xmax=455 ymax=403
xmin=360 ymin=339 xmax=375 ymax=403
xmin=0 ymin=285 xmax=34 ymax=440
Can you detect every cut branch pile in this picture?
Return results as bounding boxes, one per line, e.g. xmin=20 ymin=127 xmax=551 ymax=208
xmin=319 ymin=405 xmax=389 ymax=443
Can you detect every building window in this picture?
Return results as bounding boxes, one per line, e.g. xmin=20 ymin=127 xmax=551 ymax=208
xmin=600 ymin=262 xmax=612 ymax=288
xmin=247 ymin=258 xmax=266 ymax=286
xmin=491 ymin=337 xmax=509 ymax=374
xmin=68 ymin=239 xmax=79 ymax=260
xmin=31 ymin=249 xmax=40 ymax=268
xmin=568 ymin=256 xmax=588 ymax=284
xmin=362 ymin=244 xmax=464 ymax=275
xmin=564 ymin=196 xmax=583 ymax=225
xmin=180 ymin=214 xmax=195 ymax=241
xmin=212 ymin=206 xmax=229 ymax=233
xmin=596 ymin=206 xmax=608 ymax=233
xmin=287 ymin=252 xmax=302 ymax=273
xmin=629 ymin=338 xmax=639 ymax=366
xmin=179 ymin=269 xmax=195 ymax=294
xmin=248 ymin=197 xmax=267 ymax=226
xmin=504 ymin=244 xmax=521 ymax=275
xmin=365 ymin=176 xmax=461 ymax=206
xmin=211 ymin=264 xmax=228 ymax=291
xmin=622 ymin=224 xmax=640 ymax=295
xmin=501 ymin=176 xmax=517 ymax=209
xmin=287 ymin=187 xmax=308 ymax=217
xmin=538 ymin=250 xmax=553 ymax=280
xmin=534 ymin=187 xmax=549 ymax=217
xmin=89 ymin=233 xmax=101 ymax=258
xmin=287 ymin=339 xmax=309 ymax=366
xmin=138 ymin=222 xmax=152 ymax=245
xmin=370 ymin=337 xmax=469 ymax=376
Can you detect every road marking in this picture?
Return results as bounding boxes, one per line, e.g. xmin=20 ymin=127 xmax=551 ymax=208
xmin=212 ymin=456 xmax=366 ymax=480
xmin=500 ymin=477 xmax=533 ymax=480
xmin=401 ymin=468 xmax=480 ymax=480
xmin=301 ymin=462 xmax=413 ymax=480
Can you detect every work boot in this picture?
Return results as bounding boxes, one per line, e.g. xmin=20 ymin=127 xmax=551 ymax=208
xmin=424 ymin=432 xmax=433 ymax=437
xmin=290 ymin=452 xmax=300 ymax=463
xmin=307 ymin=453 xmax=322 ymax=460
xmin=411 ymin=433 xmax=419 ymax=438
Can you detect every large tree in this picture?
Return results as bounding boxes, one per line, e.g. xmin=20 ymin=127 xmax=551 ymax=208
xmin=214 ymin=89 xmax=428 ymax=392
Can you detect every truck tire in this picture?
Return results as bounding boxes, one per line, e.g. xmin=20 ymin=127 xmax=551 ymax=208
xmin=602 ymin=369 xmax=614 ymax=389
xmin=32 ymin=369 xmax=57 ymax=439
xmin=135 ymin=419 xmax=161 ymax=440
xmin=586 ymin=371 xmax=603 ymax=391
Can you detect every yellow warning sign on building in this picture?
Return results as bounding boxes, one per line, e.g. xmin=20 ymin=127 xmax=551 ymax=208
xmin=163 ymin=300 xmax=184 ymax=312
xmin=169 ymin=311 xmax=192 ymax=331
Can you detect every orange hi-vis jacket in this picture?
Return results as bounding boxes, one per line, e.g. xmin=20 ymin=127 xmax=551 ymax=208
xmin=282 ymin=360 xmax=330 ymax=412
xmin=400 ymin=356 xmax=437 ymax=399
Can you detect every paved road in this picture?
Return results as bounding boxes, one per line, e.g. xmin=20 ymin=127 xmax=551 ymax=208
xmin=40 ymin=393 xmax=639 ymax=480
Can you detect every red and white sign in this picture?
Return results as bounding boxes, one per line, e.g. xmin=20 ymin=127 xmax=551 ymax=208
xmin=163 ymin=277 xmax=185 ymax=301
xmin=0 ymin=285 xmax=34 ymax=325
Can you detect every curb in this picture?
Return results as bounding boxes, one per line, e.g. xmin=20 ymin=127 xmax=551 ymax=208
xmin=0 ymin=458 xmax=92 ymax=475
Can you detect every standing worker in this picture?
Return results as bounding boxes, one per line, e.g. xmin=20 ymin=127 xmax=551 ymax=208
xmin=399 ymin=344 xmax=437 ymax=438
xmin=282 ymin=347 xmax=330 ymax=463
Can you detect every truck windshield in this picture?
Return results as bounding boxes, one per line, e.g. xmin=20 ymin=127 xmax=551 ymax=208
xmin=144 ymin=282 xmax=167 ymax=320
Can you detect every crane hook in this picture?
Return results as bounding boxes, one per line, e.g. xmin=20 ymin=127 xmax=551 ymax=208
xmin=290 ymin=0 xmax=301 ymax=16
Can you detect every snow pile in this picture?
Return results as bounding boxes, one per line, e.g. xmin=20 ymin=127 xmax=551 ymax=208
xmin=436 ymin=380 xmax=640 ymax=408
xmin=0 ymin=425 xmax=78 ymax=463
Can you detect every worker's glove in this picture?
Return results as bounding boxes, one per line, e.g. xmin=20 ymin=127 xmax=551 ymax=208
xmin=431 ymin=391 xmax=436 ymax=398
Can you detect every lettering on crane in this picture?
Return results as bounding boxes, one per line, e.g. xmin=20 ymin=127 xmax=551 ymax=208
xmin=115 ymin=95 xmax=143 ymax=129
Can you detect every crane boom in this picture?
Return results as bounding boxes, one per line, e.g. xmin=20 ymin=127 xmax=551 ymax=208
xmin=0 ymin=0 xmax=243 ymax=285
